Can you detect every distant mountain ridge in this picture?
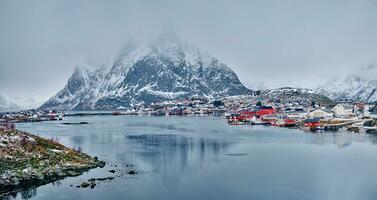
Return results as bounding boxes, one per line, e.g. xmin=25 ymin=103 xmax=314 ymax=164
xmin=257 ymin=87 xmax=335 ymax=107
xmin=318 ymin=64 xmax=377 ymax=103
xmin=40 ymin=36 xmax=251 ymax=110
xmin=0 ymin=95 xmax=43 ymax=112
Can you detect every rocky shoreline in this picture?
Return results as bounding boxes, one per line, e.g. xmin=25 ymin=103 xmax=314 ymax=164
xmin=0 ymin=127 xmax=106 ymax=196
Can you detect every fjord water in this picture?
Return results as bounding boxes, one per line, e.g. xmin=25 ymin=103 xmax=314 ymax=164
xmin=13 ymin=115 xmax=377 ymax=200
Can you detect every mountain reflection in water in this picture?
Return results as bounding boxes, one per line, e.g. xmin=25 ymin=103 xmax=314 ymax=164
xmin=9 ymin=116 xmax=377 ymax=200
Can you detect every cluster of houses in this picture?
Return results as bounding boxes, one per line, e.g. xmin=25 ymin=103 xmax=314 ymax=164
xmin=119 ymin=96 xmax=377 ymax=129
xmin=224 ymin=95 xmax=377 ymax=133
xmin=118 ymin=97 xmax=227 ymax=116
xmin=1 ymin=95 xmax=376 ymax=133
xmin=304 ymin=103 xmax=377 ymax=120
xmin=0 ymin=110 xmax=63 ymax=124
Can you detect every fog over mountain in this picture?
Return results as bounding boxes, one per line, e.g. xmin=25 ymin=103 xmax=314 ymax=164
xmin=40 ymin=36 xmax=251 ymax=110
xmin=0 ymin=95 xmax=19 ymax=112
xmin=318 ymin=63 xmax=377 ymax=102
xmin=1 ymin=0 xmax=377 ymax=109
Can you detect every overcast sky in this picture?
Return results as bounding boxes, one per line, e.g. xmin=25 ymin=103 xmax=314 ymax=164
xmin=1 ymin=0 xmax=377 ymax=107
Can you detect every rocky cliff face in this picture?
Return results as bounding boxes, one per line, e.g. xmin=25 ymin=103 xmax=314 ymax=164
xmin=41 ymin=37 xmax=251 ymax=110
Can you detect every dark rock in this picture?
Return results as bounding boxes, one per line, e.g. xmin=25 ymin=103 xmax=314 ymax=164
xmin=98 ymin=161 xmax=106 ymax=168
xmin=60 ymin=122 xmax=89 ymax=125
xmin=10 ymin=178 xmax=20 ymax=186
xmin=90 ymin=181 xmax=96 ymax=189
xmin=66 ymin=171 xmax=82 ymax=177
xmin=57 ymin=172 xmax=67 ymax=177
xmin=81 ymin=182 xmax=90 ymax=188
xmin=128 ymin=170 xmax=136 ymax=175
xmin=107 ymin=177 xmax=114 ymax=180
xmin=109 ymin=170 xmax=116 ymax=173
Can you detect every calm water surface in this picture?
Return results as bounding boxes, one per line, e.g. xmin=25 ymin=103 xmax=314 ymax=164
xmin=10 ymin=115 xmax=377 ymax=200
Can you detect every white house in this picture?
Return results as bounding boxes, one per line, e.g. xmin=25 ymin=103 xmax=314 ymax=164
xmin=332 ymin=104 xmax=354 ymax=118
xmin=363 ymin=104 xmax=371 ymax=117
xmin=308 ymin=109 xmax=333 ymax=120
xmin=287 ymin=109 xmax=307 ymax=122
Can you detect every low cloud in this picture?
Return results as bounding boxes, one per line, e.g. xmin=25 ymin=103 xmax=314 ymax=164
xmin=1 ymin=0 xmax=377 ymax=106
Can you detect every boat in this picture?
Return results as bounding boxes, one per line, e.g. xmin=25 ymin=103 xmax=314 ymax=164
xmin=315 ymin=126 xmax=325 ymax=131
xmin=253 ymin=121 xmax=271 ymax=126
xmin=228 ymin=120 xmax=249 ymax=125
xmin=124 ymin=110 xmax=139 ymax=115
xmin=226 ymin=113 xmax=253 ymax=125
xmin=112 ymin=111 xmax=123 ymax=115
xmin=58 ymin=112 xmax=64 ymax=120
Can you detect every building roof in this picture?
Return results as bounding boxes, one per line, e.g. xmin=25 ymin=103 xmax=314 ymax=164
xmin=337 ymin=104 xmax=353 ymax=110
xmin=260 ymin=106 xmax=274 ymax=109
xmin=311 ymin=109 xmax=332 ymax=114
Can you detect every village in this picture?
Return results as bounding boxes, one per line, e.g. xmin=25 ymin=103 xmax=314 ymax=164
xmin=223 ymin=96 xmax=377 ymax=134
xmin=1 ymin=94 xmax=377 ymax=134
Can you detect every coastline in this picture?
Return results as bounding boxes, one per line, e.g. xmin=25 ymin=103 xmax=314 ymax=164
xmin=0 ymin=127 xmax=105 ymax=196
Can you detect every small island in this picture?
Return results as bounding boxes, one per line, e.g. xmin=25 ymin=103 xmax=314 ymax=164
xmin=0 ymin=125 xmax=105 ymax=196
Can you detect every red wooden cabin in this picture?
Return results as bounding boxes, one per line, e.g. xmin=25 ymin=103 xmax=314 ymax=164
xmin=240 ymin=106 xmax=275 ymax=118
xmin=303 ymin=118 xmax=321 ymax=127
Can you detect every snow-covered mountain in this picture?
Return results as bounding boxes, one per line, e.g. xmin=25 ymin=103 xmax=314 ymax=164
xmin=318 ymin=64 xmax=377 ymax=102
xmin=257 ymin=87 xmax=335 ymax=107
xmin=41 ymin=36 xmax=251 ymax=110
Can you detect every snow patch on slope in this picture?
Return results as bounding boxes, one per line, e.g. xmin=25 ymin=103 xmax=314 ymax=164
xmin=318 ymin=63 xmax=377 ymax=102
xmin=40 ymin=36 xmax=251 ymax=110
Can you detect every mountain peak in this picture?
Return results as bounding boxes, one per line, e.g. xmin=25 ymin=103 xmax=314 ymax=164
xmin=41 ymin=37 xmax=251 ymax=110
xmin=114 ymin=35 xmax=215 ymax=71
